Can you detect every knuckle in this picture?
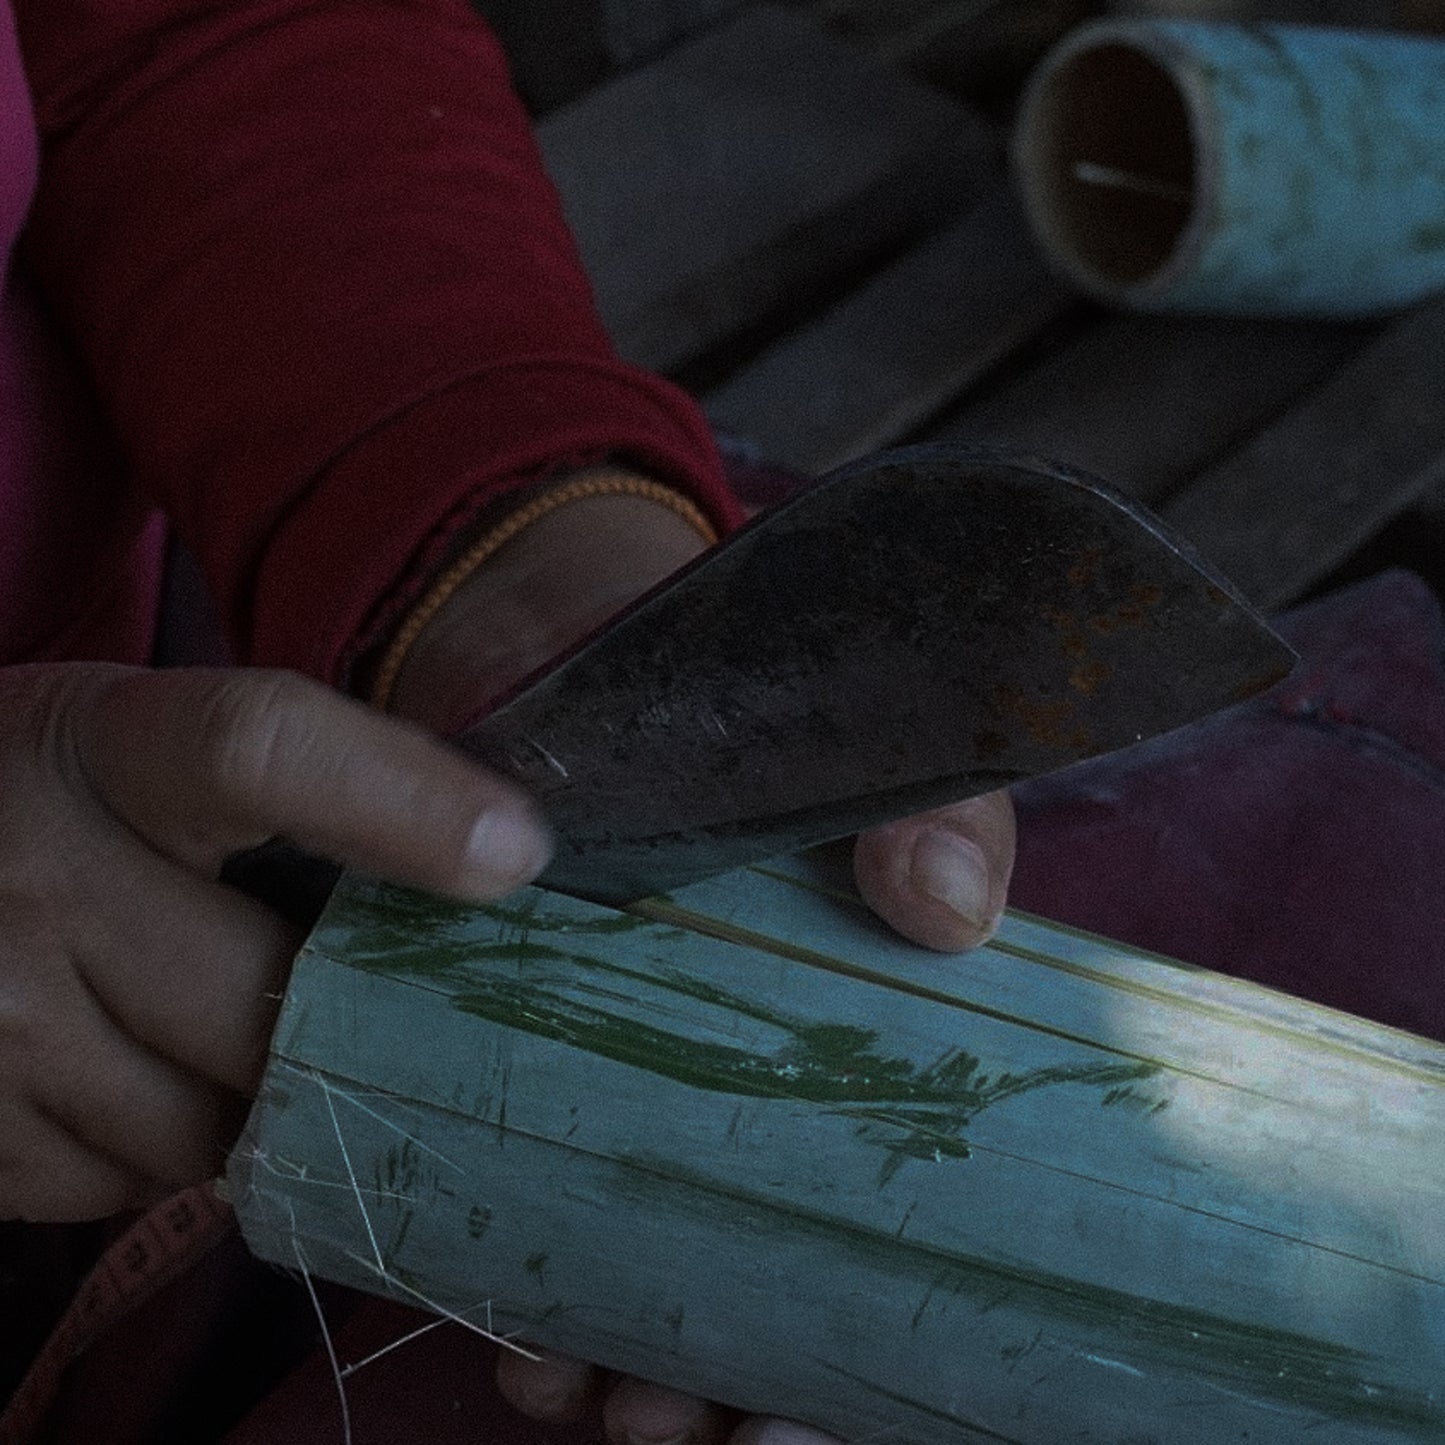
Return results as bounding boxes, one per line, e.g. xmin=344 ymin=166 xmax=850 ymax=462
xmin=0 ymin=924 xmax=109 ymax=1118
xmin=192 ymin=670 xmax=321 ymax=800
xmin=0 ymin=663 xmax=113 ymax=797
xmin=0 ymin=918 xmax=61 ymax=1062
xmin=0 ymin=986 xmax=39 ymax=1066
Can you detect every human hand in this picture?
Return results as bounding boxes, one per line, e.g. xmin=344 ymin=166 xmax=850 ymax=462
xmin=388 ymin=471 xmax=1016 ymax=1445
xmin=389 ymin=475 xmax=1016 ymax=954
xmin=0 ymin=663 xmax=550 ymax=1222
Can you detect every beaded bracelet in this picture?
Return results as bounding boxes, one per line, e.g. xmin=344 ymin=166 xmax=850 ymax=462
xmin=369 ymin=473 xmax=718 ymax=711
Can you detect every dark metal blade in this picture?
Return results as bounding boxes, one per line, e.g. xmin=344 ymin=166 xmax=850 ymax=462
xmin=457 ymin=444 xmax=1295 ymax=905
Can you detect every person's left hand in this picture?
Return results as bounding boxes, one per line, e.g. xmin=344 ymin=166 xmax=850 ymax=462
xmin=385 ymin=469 xmax=1016 ymax=1445
xmin=390 ymin=472 xmax=1016 ymax=951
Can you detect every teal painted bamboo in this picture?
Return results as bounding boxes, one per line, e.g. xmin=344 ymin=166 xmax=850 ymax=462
xmin=228 ymin=851 xmax=1445 ymax=1443
xmin=1012 ymin=21 xmax=1445 ymax=316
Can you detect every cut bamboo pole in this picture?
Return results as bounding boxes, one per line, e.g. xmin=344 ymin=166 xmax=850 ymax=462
xmin=1012 ymin=20 xmax=1445 ymax=316
xmin=228 ymin=850 xmax=1445 ymax=1444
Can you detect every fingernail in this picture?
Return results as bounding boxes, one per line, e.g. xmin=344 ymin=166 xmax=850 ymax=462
xmin=910 ymin=826 xmax=991 ymax=928
xmin=466 ymin=798 xmax=553 ymax=893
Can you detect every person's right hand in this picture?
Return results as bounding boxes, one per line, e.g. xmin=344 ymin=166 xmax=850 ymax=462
xmin=0 ymin=662 xmax=552 ymax=1222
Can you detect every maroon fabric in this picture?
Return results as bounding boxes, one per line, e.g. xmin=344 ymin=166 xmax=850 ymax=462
xmin=222 ymin=1302 xmax=605 ymax=1445
xmin=1011 ymin=568 xmax=1445 ymax=1042
xmin=12 ymin=0 xmax=742 ymax=680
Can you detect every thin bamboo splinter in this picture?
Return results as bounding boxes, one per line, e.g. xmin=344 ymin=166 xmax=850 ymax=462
xmin=1071 ymin=161 xmax=1192 ymax=204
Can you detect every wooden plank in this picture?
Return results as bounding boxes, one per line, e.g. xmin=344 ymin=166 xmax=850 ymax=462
xmin=475 ymin=0 xmax=746 ymax=112
xmin=703 ymin=186 xmax=1074 ymax=475
xmin=785 ymin=0 xmax=1093 ymax=113
xmin=1162 ymin=298 xmax=1445 ymax=609
xmin=783 ymin=0 xmax=1083 ymax=66
xmin=601 ymin=0 xmax=745 ymax=64
xmin=471 ymin=0 xmax=610 ymax=114
xmin=924 ymin=312 xmax=1374 ymax=503
xmin=780 ymin=0 xmax=998 ymax=56
xmin=538 ymin=5 xmax=998 ymax=374
xmin=890 ymin=0 xmax=1094 ymax=113
xmin=231 ymin=853 xmax=1445 ymax=1445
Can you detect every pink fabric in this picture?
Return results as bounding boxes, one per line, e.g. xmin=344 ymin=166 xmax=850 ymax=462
xmin=0 ymin=4 xmax=164 ymax=667
xmin=0 ymin=4 xmax=33 ymax=258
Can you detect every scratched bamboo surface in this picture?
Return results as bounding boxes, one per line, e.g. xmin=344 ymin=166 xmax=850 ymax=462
xmin=229 ymin=851 xmax=1445 ymax=1444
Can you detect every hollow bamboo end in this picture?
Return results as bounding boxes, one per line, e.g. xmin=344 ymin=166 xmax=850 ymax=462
xmin=1013 ymin=25 xmax=1208 ymax=304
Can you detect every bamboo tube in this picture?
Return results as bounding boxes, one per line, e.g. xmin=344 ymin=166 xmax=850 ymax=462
xmin=228 ymin=851 xmax=1445 ymax=1443
xmin=1012 ymin=20 xmax=1445 ymax=316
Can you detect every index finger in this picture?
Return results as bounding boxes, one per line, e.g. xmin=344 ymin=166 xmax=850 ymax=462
xmin=71 ymin=667 xmax=552 ymax=901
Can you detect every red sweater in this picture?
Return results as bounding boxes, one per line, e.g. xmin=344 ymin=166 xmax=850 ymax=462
xmin=5 ymin=0 xmax=739 ymax=680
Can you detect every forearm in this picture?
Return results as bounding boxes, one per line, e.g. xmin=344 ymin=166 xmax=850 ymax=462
xmin=382 ymin=476 xmax=715 ymax=731
xmin=17 ymin=0 xmax=739 ymax=683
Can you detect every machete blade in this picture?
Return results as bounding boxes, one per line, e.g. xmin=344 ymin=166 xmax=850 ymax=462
xmin=458 ymin=445 xmax=1295 ymax=905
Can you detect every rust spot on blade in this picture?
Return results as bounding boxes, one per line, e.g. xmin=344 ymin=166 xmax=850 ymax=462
xmin=1067 ymin=545 xmax=1106 ymax=589
xmin=1068 ymin=657 xmax=1112 ymax=698
xmin=1041 ymin=605 xmax=1118 ymax=699
xmin=1087 ymin=582 xmax=1166 ymax=635
xmin=994 ymin=685 xmax=1093 ymax=753
xmin=972 ymin=728 xmax=1009 ymax=761
xmin=1228 ymin=660 xmax=1295 ymax=704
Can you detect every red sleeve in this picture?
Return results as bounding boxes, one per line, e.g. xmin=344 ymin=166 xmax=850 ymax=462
xmin=15 ymin=0 xmax=742 ymax=683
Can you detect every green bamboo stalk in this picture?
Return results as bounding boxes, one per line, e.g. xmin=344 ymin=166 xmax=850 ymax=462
xmin=228 ymin=850 xmax=1445 ymax=1443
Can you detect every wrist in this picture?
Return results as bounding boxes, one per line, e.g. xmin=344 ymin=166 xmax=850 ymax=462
xmin=382 ymin=473 xmax=714 ymax=732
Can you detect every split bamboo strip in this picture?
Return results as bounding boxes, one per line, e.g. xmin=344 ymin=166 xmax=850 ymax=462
xmin=229 ymin=850 xmax=1445 ymax=1443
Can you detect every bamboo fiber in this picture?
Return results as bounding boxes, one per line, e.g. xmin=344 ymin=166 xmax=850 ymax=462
xmin=228 ymin=851 xmax=1445 ymax=1443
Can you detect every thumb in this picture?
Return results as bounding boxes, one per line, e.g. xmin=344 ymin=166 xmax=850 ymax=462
xmin=852 ymin=790 xmax=1016 ymax=953
xmin=68 ymin=666 xmax=552 ymax=900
